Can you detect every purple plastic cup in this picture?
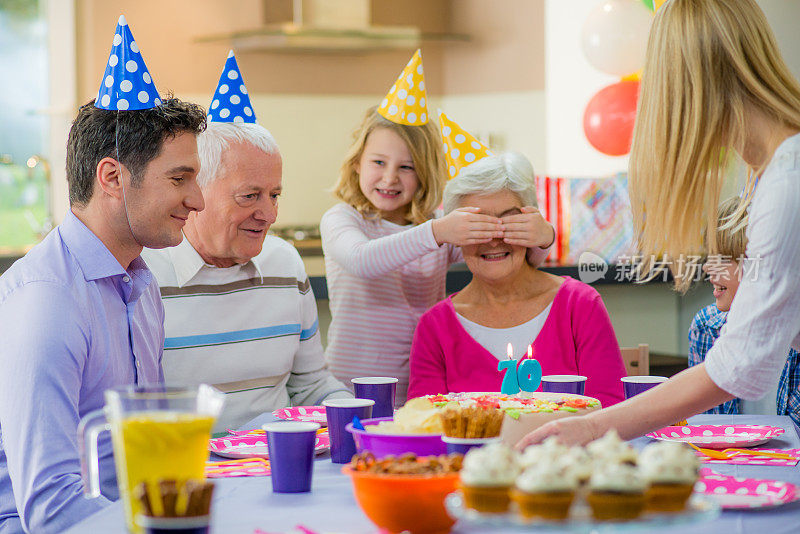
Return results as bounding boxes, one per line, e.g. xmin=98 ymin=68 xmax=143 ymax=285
xmin=351 ymin=377 xmax=398 ymax=419
xmin=541 ymin=375 xmax=588 ymax=395
xmin=262 ymin=421 xmax=320 ymax=493
xmin=441 ymin=436 xmax=500 ymax=456
xmin=322 ymin=398 xmax=374 ymax=464
xmin=621 ymin=376 xmax=668 ymax=399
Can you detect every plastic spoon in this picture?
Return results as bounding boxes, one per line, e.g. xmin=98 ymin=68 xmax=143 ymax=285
xmin=689 ymin=443 xmax=797 ymax=460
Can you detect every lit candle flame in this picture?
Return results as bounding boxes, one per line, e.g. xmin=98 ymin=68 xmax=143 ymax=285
xmin=527 ymin=345 xmax=533 ymax=359
xmin=507 ymin=343 xmax=513 ymax=360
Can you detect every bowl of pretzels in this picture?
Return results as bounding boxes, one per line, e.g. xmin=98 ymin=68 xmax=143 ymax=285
xmin=342 ymin=451 xmax=462 ymax=534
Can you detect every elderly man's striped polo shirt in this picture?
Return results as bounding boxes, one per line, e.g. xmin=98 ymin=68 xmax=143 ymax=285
xmin=142 ymin=235 xmax=350 ymax=431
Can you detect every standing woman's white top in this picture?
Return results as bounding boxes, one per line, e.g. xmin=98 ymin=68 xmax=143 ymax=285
xmin=705 ymin=134 xmax=800 ymax=398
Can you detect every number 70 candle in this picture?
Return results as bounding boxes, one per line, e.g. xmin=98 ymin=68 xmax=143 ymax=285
xmin=498 ymin=344 xmax=542 ymax=394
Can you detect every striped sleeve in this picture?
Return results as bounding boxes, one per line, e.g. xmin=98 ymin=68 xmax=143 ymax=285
xmin=527 ymin=239 xmax=554 ymax=267
xmin=320 ymin=204 xmax=441 ymax=279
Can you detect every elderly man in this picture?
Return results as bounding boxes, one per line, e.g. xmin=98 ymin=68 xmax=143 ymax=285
xmin=143 ymin=55 xmax=350 ymax=430
xmin=0 ymin=17 xmax=207 ymax=533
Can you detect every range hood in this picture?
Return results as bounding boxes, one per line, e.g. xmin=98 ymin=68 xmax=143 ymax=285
xmin=196 ymin=0 xmax=468 ymax=53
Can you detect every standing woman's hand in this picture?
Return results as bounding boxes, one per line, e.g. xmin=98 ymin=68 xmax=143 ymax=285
xmin=514 ymin=415 xmax=603 ymax=450
xmin=501 ymin=206 xmax=555 ymax=249
xmin=431 ymin=207 xmax=504 ymax=246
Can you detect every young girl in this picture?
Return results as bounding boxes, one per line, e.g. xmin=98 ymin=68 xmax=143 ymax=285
xmin=321 ymin=54 xmax=554 ymax=404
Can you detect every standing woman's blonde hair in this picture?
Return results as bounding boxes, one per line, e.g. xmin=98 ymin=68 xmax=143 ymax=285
xmin=333 ymin=106 xmax=446 ymax=225
xmin=629 ymin=0 xmax=800 ymax=291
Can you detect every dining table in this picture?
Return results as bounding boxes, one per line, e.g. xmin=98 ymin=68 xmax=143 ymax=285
xmin=65 ymin=413 xmax=800 ymax=533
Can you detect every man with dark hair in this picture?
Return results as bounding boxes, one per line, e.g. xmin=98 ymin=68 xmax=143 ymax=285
xmin=0 ymin=17 xmax=207 ymax=533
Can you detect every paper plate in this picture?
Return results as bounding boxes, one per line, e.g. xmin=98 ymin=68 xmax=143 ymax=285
xmin=272 ymin=406 xmax=327 ymax=425
xmin=697 ymin=473 xmax=798 ymax=509
xmin=209 ymin=431 xmax=330 ymax=459
xmin=646 ymin=425 xmax=784 ymax=449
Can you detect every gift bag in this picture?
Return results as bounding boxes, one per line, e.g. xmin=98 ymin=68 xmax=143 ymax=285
xmin=565 ymin=173 xmax=634 ymax=265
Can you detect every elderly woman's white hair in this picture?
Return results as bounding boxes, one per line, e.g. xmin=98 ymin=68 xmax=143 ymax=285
xmin=443 ymin=152 xmax=538 ymax=214
xmin=196 ymin=122 xmax=280 ymax=187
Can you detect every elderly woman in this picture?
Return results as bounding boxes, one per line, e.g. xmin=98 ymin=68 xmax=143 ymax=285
xmin=407 ymin=152 xmax=626 ymax=407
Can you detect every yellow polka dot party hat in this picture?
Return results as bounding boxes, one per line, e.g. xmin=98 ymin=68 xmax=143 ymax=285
xmin=438 ymin=110 xmax=493 ymax=179
xmin=378 ymin=49 xmax=428 ymax=126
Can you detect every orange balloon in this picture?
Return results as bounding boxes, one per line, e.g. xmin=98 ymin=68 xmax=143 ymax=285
xmin=654 ymin=0 xmax=667 ymax=11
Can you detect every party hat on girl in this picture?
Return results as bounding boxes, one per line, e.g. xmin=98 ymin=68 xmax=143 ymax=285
xmin=208 ymin=50 xmax=257 ymax=123
xmin=378 ymin=49 xmax=428 ymax=126
xmin=438 ymin=110 xmax=492 ymax=179
xmin=95 ymin=15 xmax=161 ymax=110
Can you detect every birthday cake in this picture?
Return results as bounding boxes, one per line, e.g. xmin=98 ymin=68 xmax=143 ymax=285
xmin=432 ymin=392 xmax=602 ymax=446
xmin=367 ymin=392 xmax=601 ymax=446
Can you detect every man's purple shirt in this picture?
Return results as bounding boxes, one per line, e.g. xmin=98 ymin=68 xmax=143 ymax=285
xmin=0 ymin=211 xmax=164 ymax=533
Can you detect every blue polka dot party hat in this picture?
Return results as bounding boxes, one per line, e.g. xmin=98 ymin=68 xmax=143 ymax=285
xmin=95 ymin=15 xmax=161 ymax=111
xmin=208 ymin=50 xmax=256 ymax=123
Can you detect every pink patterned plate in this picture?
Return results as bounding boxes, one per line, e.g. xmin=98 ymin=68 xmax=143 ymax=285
xmin=209 ymin=431 xmax=330 ymax=459
xmin=697 ymin=472 xmax=798 ymax=509
xmin=646 ymin=424 xmax=784 ymax=449
xmin=272 ymin=406 xmax=327 ymax=425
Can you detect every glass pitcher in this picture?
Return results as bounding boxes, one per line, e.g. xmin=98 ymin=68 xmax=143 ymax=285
xmin=78 ymin=385 xmax=224 ymax=533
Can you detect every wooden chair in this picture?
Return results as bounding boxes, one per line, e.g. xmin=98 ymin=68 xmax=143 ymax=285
xmin=621 ymin=344 xmax=650 ymax=376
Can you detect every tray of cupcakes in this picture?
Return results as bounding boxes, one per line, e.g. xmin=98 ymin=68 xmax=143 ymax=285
xmin=444 ymin=430 xmax=720 ymax=531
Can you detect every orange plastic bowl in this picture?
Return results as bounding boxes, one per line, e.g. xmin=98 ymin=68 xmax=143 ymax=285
xmin=342 ymin=466 xmax=459 ymax=534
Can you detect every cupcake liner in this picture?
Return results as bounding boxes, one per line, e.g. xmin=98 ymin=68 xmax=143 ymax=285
xmin=510 ymin=488 xmax=575 ymax=520
xmin=459 ymin=483 xmax=512 ymax=513
xmin=645 ymin=483 xmax=694 ymax=512
xmin=586 ymin=491 xmax=646 ymax=520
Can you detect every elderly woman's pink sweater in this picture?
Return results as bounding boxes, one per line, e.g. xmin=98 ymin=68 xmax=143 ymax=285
xmin=408 ymin=276 xmax=626 ymax=407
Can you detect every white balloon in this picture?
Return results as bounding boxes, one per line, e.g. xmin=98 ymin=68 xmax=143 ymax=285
xmin=581 ymin=0 xmax=653 ymax=76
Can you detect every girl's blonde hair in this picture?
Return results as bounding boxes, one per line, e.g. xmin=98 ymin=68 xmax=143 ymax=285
xmin=332 ymin=106 xmax=446 ymax=225
xmin=629 ymin=0 xmax=800 ymax=292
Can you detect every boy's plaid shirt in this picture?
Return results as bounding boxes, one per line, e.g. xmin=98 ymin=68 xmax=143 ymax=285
xmin=777 ymin=349 xmax=800 ymax=426
xmin=689 ymin=304 xmax=800 ymax=425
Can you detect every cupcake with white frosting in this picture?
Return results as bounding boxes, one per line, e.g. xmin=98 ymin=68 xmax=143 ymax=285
xmin=586 ymin=463 xmax=648 ymax=520
xmin=639 ymin=441 xmax=700 ymax=512
xmin=458 ymin=442 xmax=520 ymax=513
xmin=586 ymin=429 xmax=638 ymax=466
xmin=559 ymin=445 xmax=594 ymax=485
xmin=518 ymin=436 xmax=568 ymax=469
xmin=511 ymin=462 xmax=578 ymax=520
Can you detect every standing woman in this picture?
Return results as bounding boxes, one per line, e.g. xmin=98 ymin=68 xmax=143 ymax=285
xmin=518 ymin=0 xmax=800 ymax=447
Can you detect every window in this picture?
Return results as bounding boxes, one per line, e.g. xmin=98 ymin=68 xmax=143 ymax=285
xmin=0 ymin=0 xmax=50 ymax=252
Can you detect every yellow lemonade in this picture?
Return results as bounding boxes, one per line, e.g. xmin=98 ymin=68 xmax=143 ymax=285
xmin=110 ymin=411 xmax=214 ymax=533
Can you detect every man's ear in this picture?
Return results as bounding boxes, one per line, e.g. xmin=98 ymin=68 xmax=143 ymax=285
xmin=96 ymin=157 xmax=124 ymax=200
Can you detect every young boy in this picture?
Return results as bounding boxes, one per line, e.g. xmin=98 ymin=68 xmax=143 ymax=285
xmin=688 ymin=198 xmax=800 ymax=425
